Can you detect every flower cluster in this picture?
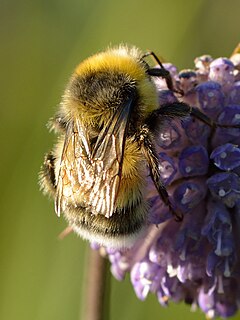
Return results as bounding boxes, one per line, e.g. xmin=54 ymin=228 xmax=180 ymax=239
xmin=101 ymin=46 xmax=240 ymax=318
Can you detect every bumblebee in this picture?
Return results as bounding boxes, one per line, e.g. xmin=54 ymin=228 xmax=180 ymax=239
xmin=39 ymin=45 xmax=219 ymax=248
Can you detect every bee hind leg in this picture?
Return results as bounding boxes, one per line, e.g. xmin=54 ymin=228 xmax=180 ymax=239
xmin=39 ymin=151 xmax=56 ymax=197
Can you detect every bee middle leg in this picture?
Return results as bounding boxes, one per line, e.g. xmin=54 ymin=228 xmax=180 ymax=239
xmin=148 ymin=102 xmax=240 ymax=130
xmin=136 ymin=125 xmax=183 ymax=222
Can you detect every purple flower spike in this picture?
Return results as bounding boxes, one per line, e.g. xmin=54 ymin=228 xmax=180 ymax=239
xmin=211 ymin=143 xmax=240 ymax=171
xmin=179 ymin=145 xmax=209 ymax=177
xmin=101 ymin=45 xmax=240 ymax=319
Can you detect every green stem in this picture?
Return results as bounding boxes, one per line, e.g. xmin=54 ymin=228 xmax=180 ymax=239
xmin=81 ymin=247 xmax=111 ymax=320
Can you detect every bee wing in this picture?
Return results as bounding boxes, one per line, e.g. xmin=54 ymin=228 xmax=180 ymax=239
xmin=55 ymin=94 xmax=135 ymax=218
xmin=88 ymin=97 xmax=134 ymax=218
xmin=55 ymin=119 xmax=92 ymax=217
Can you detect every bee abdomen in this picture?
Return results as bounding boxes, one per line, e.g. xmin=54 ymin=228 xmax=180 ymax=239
xmin=64 ymin=200 xmax=148 ymax=248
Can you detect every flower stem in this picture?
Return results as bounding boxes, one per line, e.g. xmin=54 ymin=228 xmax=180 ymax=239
xmin=81 ymin=247 xmax=111 ymax=320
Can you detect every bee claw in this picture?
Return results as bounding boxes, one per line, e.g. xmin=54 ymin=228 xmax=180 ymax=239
xmin=174 ymin=212 xmax=183 ymax=222
xmin=169 ymin=205 xmax=183 ymax=222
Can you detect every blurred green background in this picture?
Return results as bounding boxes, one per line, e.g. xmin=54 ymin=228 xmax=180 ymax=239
xmin=0 ymin=0 xmax=239 ymax=319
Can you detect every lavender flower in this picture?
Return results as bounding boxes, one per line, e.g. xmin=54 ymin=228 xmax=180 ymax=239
xmin=98 ymin=45 xmax=240 ymax=319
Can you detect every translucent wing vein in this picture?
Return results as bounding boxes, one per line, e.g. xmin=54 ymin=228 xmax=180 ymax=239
xmin=55 ymin=95 xmax=134 ymax=218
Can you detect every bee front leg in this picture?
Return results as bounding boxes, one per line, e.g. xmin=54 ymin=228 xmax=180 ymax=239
xmin=136 ymin=126 xmax=183 ymax=222
xmin=39 ymin=152 xmax=57 ymax=197
xmin=143 ymin=51 xmax=175 ymax=92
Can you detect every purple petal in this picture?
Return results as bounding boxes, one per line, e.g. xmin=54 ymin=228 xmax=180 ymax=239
xmin=207 ymin=172 xmax=240 ymax=207
xmin=212 ymin=105 xmax=240 ymax=147
xmin=158 ymin=152 xmax=178 ymax=185
xmin=176 ymin=69 xmax=197 ymax=95
xmin=196 ymin=81 xmax=224 ymax=119
xmin=211 ymin=143 xmax=240 ymax=171
xmin=228 ymin=81 xmax=240 ymax=104
xmin=173 ymin=179 xmax=207 ymax=212
xmin=158 ymin=89 xmax=178 ymax=105
xmin=179 ymin=145 xmax=209 ymax=177
xmin=182 ymin=117 xmax=211 ymax=147
xmin=209 ymin=58 xmax=235 ymax=92
xmin=157 ymin=122 xmax=182 ymax=150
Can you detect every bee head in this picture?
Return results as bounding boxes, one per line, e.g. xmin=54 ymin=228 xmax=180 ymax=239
xmin=62 ymin=46 xmax=158 ymax=127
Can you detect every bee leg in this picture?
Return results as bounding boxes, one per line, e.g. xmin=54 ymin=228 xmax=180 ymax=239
xmin=143 ymin=51 xmax=176 ymax=92
xmin=39 ymin=152 xmax=56 ymax=197
xmin=149 ymin=102 xmax=240 ymax=129
xmin=47 ymin=113 xmax=68 ymax=133
xmin=143 ymin=51 xmax=185 ymax=94
xmin=137 ymin=126 xmax=183 ymax=221
xmin=148 ymin=67 xmax=175 ymax=92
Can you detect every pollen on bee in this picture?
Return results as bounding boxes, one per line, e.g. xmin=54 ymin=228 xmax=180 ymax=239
xmin=63 ymin=186 xmax=72 ymax=197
